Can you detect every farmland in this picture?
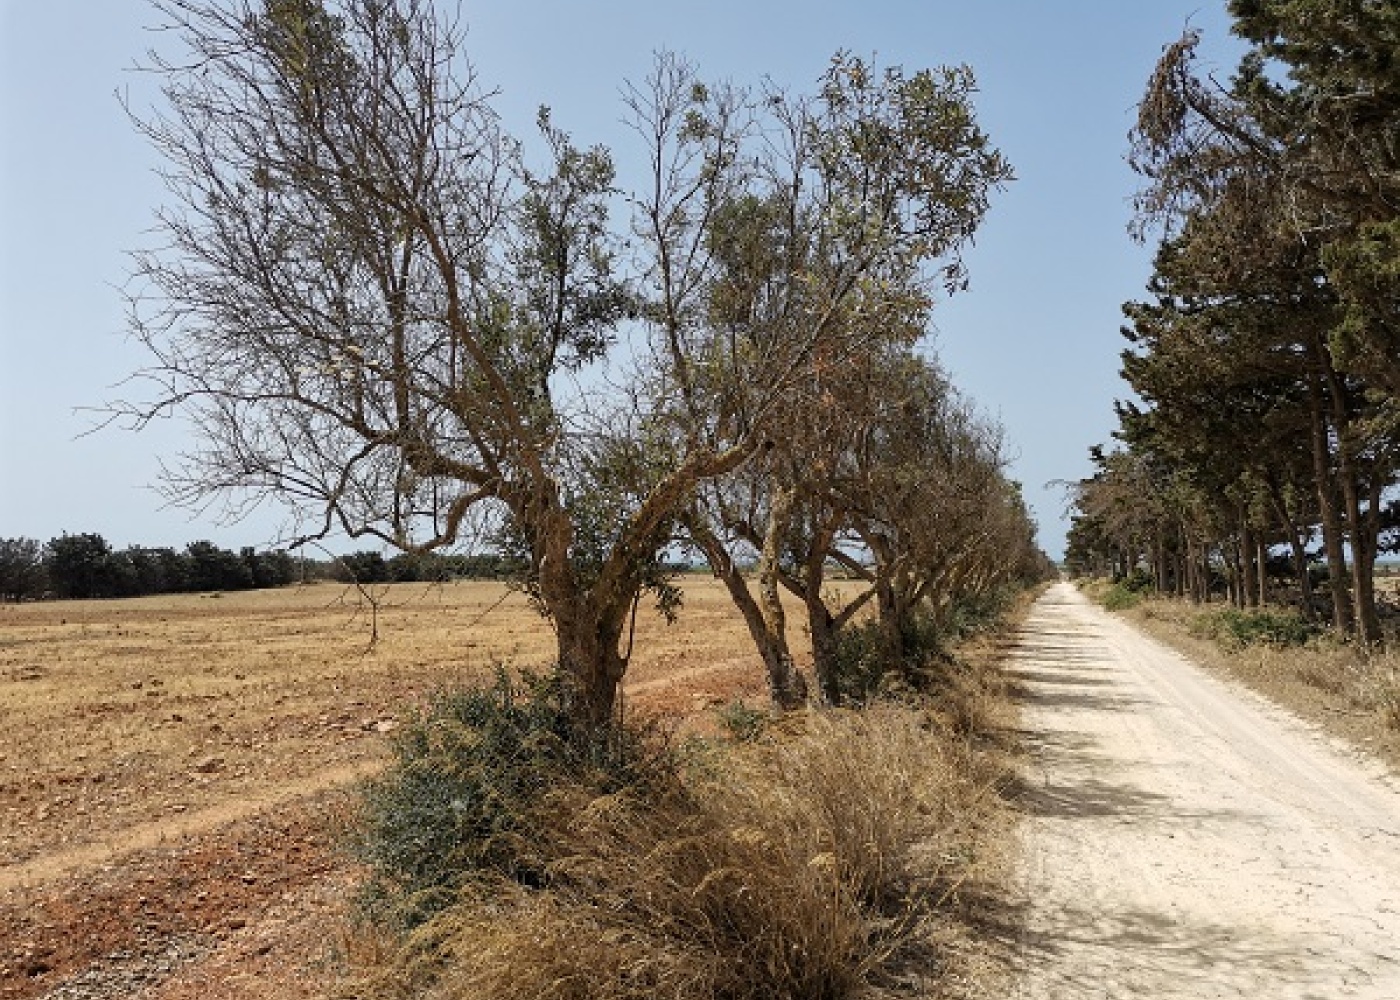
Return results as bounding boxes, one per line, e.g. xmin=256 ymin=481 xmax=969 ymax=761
xmin=0 ymin=578 xmax=785 ymax=997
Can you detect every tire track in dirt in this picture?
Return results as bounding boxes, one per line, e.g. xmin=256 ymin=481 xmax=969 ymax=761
xmin=2 ymin=659 xmax=753 ymax=898
xmin=0 ymin=761 xmax=380 ymax=895
xmin=1010 ymin=582 xmax=1400 ymax=998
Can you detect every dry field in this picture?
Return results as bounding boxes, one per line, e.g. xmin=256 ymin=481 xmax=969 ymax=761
xmin=0 ymin=577 xmax=772 ymax=998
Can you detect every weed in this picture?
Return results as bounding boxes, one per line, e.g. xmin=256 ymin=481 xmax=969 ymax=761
xmin=1100 ymin=584 xmax=1142 ymax=611
xmin=713 ymin=698 xmax=770 ymax=742
xmin=1189 ymin=609 xmax=1319 ymax=651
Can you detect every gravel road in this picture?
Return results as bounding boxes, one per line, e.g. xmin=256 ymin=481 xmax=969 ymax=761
xmin=1011 ymin=582 xmax=1400 ymax=999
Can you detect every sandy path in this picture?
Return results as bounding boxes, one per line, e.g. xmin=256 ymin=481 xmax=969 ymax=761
xmin=1011 ymin=582 xmax=1400 ymax=999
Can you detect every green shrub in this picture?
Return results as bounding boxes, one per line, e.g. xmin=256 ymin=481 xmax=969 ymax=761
xmin=829 ymin=613 xmax=950 ymax=704
xmin=941 ymin=584 xmax=1017 ymax=640
xmin=1120 ymin=568 xmax=1155 ymax=593
xmin=1100 ymin=583 xmax=1142 ymax=611
xmin=350 ymin=668 xmax=676 ymax=928
xmin=1189 ymin=608 xmax=1318 ymax=650
xmin=826 ymin=591 xmax=1024 ymax=705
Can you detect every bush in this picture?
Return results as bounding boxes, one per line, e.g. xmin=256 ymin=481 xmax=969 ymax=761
xmin=828 ymin=613 xmax=950 ymax=705
xmin=713 ymin=699 xmax=771 ymax=742
xmin=1100 ymin=583 xmax=1142 ymax=611
xmin=1189 ymin=609 xmax=1319 ymax=650
xmin=941 ymin=584 xmax=1018 ymax=640
xmin=340 ymin=707 xmax=996 ymax=1000
xmin=1120 ymin=568 xmax=1155 ymax=593
xmin=350 ymin=669 xmax=676 ymax=928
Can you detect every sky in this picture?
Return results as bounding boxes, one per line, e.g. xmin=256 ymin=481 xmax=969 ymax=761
xmin=0 ymin=2 xmax=1246 ymax=559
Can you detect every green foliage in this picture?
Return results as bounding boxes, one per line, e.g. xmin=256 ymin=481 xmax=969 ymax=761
xmin=1100 ymin=584 xmax=1143 ymax=611
xmin=813 ymin=53 xmax=1014 ymax=294
xmin=0 ymin=537 xmax=46 ymax=602
xmin=351 ymin=669 xmax=677 ymax=928
xmin=829 ymin=620 xmax=899 ymax=704
xmin=1189 ymin=608 xmax=1320 ymax=650
xmin=1324 ymin=219 xmax=1400 ymax=391
xmin=829 ymin=613 xmax=949 ymax=705
xmin=333 ymin=550 xmax=391 ymax=585
xmin=940 ymin=584 xmax=1019 ymax=640
xmin=44 ymin=533 xmax=123 ymax=599
xmin=184 ymin=539 xmax=254 ymax=591
xmin=1120 ymin=568 xmax=1155 ymax=593
xmin=825 ymin=589 xmax=1022 ymax=705
xmin=32 ymin=534 xmax=300 ymax=600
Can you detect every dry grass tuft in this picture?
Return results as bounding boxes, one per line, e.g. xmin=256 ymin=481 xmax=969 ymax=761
xmin=336 ymin=704 xmax=1009 ymax=1000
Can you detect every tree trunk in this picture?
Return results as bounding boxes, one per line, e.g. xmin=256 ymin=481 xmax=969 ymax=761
xmin=1240 ymin=518 xmax=1259 ymax=608
xmin=1256 ymin=540 xmax=1269 ymax=607
xmin=1265 ymin=476 xmax=1313 ymax=619
xmin=1306 ymin=366 xmax=1354 ymax=636
xmin=1337 ymin=463 xmax=1383 ymax=644
xmin=1228 ymin=535 xmax=1244 ymax=609
xmin=1322 ymin=358 xmax=1383 ymax=644
xmin=527 ymin=494 xmax=634 ymax=732
xmin=757 ymin=483 xmax=798 ymax=686
xmin=719 ymin=563 xmax=809 ymax=708
xmin=1289 ymin=533 xmax=1315 ymax=620
xmin=808 ymin=598 xmax=842 ymax=706
xmin=688 ymin=515 xmax=808 ymax=709
xmin=875 ymin=577 xmax=905 ymax=674
xmin=554 ymin=611 xmax=628 ymax=730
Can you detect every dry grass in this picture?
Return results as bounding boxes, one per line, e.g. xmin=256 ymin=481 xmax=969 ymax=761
xmin=331 ymin=594 xmax=1036 ymax=1000
xmin=336 ymin=704 xmax=1013 ymax=1000
xmin=1121 ymin=596 xmax=1400 ymax=771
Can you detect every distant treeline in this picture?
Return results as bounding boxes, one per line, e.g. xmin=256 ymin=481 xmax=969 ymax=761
xmin=0 ymin=533 xmax=522 ymax=602
xmin=329 ymin=550 xmax=524 ymax=585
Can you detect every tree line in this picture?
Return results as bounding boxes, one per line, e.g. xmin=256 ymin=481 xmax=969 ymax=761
xmin=115 ymin=0 xmax=1050 ymax=726
xmin=0 ymin=533 xmax=537 ymax=602
xmin=0 ymin=534 xmax=300 ymax=601
xmin=1067 ymin=0 xmax=1400 ymax=642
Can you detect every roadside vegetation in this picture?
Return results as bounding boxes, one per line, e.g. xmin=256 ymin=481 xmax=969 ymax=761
xmin=98 ymin=0 xmax=1058 ymax=995
xmin=335 ymin=592 xmax=1035 ymax=1000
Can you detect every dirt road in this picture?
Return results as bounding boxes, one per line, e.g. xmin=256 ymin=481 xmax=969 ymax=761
xmin=1010 ymin=582 xmax=1400 ymax=998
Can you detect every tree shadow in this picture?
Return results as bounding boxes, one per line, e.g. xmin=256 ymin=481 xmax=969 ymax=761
xmin=1005 ymin=901 xmax=1347 ymax=997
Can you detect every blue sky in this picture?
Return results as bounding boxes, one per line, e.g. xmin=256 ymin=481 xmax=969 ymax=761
xmin=0 ymin=2 xmax=1244 ymax=558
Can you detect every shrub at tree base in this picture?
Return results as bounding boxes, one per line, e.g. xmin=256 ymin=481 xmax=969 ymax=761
xmin=829 ymin=590 xmax=1019 ymax=706
xmin=1100 ymin=584 xmax=1143 ymax=612
xmin=341 ymin=682 xmax=1001 ymax=1000
xmin=1188 ymin=609 xmax=1320 ymax=651
xmin=350 ymin=670 xmax=678 ymax=930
